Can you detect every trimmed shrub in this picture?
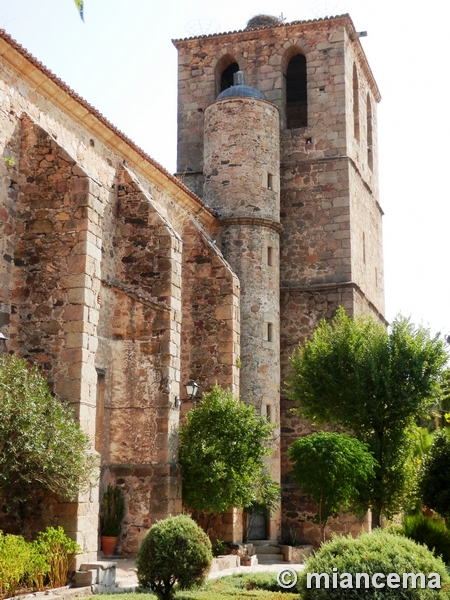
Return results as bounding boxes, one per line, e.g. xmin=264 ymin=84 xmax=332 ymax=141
xmin=400 ymin=514 xmax=450 ymax=564
xmin=300 ymin=529 xmax=450 ymax=599
xmin=136 ymin=515 xmax=212 ymax=599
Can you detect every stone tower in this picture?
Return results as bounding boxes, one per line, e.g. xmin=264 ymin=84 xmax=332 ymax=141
xmin=203 ymin=72 xmax=282 ymax=539
xmin=173 ymin=12 xmax=385 ymax=541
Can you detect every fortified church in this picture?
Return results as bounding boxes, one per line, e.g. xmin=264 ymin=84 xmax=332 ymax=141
xmin=0 ymin=12 xmax=384 ymax=560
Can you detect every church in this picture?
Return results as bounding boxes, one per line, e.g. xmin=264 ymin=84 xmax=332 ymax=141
xmin=0 ymin=12 xmax=384 ymax=560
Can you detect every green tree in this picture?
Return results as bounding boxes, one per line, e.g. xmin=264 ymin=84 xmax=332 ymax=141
xmin=288 ymin=431 xmax=377 ymax=541
xmin=288 ymin=307 xmax=447 ymax=526
xmin=179 ymin=384 xmax=278 ymax=534
xmin=0 ymin=355 xmax=97 ymax=518
xmin=419 ymin=429 xmax=450 ymax=524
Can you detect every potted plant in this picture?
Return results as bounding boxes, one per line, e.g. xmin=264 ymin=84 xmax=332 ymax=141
xmin=101 ymin=484 xmax=125 ymax=556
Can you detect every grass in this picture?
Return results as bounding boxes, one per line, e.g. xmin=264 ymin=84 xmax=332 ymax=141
xmin=91 ymin=572 xmax=301 ymax=599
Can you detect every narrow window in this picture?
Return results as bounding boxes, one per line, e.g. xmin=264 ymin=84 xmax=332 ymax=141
xmin=95 ymin=369 xmax=106 ymax=454
xmin=286 ymin=54 xmax=307 ymax=129
xmin=363 ymin=232 xmax=366 ymax=264
xmin=221 ymin=63 xmax=239 ymax=92
xmin=267 ymin=246 xmax=273 ymax=266
xmin=260 ymin=404 xmax=272 ymax=422
xmin=267 ymin=323 xmax=273 ymax=342
xmin=353 ymin=64 xmax=360 ymax=141
xmin=367 ymin=94 xmax=373 ymax=170
xmin=267 ymin=173 xmax=274 ymax=190
xmin=375 ymin=268 xmax=378 ymax=287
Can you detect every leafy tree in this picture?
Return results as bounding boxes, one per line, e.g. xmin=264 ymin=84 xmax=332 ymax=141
xmin=179 ymin=384 xmax=278 ymax=534
xmin=288 ymin=307 xmax=447 ymax=526
xmin=288 ymin=431 xmax=377 ymax=541
xmin=0 ymin=355 xmax=97 ymax=517
xmin=419 ymin=429 xmax=450 ymax=524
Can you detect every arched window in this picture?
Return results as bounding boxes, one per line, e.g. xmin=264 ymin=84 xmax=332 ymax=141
xmin=367 ymin=93 xmax=373 ymax=171
xmin=353 ymin=64 xmax=360 ymax=141
xmin=220 ymin=62 xmax=239 ymax=93
xmin=286 ymin=53 xmax=307 ymax=129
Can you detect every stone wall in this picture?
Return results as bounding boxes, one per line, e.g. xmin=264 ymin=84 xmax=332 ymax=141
xmin=4 ymin=115 xmax=101 ymax=554
xmin=349 ymin=162 xmax=385 ymax=317
xmin=280 ymin=157 xmax=352 ymax=287
xmin=0 ymin=38 xmax=238 ymax=557
xmin=174 ymin=16 xmax=380 ymax=175
xmin=180 ymin=223 xmax=240 ymax=405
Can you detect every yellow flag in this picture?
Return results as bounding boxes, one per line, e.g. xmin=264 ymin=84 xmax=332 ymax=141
xmin=73 ymin=0 xmax=84 ymax=21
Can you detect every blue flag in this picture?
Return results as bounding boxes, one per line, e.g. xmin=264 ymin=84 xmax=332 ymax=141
xmin=74 ymin=0 xmax=84 ymax=21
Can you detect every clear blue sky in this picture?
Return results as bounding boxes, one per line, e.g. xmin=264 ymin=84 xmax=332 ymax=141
xmin=1 ymin=0 xmax=449 ymax=338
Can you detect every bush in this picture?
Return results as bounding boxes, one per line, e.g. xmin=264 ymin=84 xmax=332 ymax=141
xmin=0 ymin=527 xmax=79 ymax=598
xmin=0 ymin=532 xmax=31 ymax=599
xmin=399 ymin=514 xmax=450 ymax=564
xmin=34 ymin=526 xmax=80 ymax=587
xmin=0 ymin=355 xmax=96 ymax=515
xmin=136 ymin=515 xmax=212 ymax=599
xmin=25 ymin=542 xmax=49 ymax=591
xmin=300 ymin=529 xmax=450 ymax=599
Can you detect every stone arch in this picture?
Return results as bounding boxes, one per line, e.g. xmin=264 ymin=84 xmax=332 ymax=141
xmin=216 ymin=54 xmax=240 ymax=96
xmin=282 ymin=46 xmax=308 ymax=129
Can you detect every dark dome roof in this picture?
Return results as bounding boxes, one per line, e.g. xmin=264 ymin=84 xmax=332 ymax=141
xmin=246 ymin=14 xmax=283 ymax=29
xmin=217 ymin=85 xmax=266 ymax=101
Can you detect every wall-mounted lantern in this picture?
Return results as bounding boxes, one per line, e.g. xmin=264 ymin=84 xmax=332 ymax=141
xmin=0 ymin=332 xmax=9 ymax=357
xmin=171 ymin=380 xmax=200 ymax=410
xmin=185 ymin=380 xmax=199 ymax=401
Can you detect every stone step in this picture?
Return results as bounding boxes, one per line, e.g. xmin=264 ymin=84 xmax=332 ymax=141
xmin=250 ymin=539 xmax=279 ymax=546
xmin=257 ymin=553 xmax=286 ymax=564
xmin=256 ymin=545 xmax=282 ymax=554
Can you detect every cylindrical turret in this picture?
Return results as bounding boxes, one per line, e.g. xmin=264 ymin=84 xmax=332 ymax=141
xmin=203 ymin=75 xmax=281 ymax=538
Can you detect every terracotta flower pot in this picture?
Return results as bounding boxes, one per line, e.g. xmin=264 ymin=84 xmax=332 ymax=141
xmin=101 ymin=535 xmax=118 ymax=556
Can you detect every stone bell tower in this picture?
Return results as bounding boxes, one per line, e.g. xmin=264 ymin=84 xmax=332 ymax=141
xmin=174 ymin=12 xmax=384 ymax=542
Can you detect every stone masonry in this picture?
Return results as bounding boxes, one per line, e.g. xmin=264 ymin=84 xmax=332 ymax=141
xmin=174 ymin=13 xmax=385 ymax=542
xmin=0 ymin=10 xmax=385 ymax=556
